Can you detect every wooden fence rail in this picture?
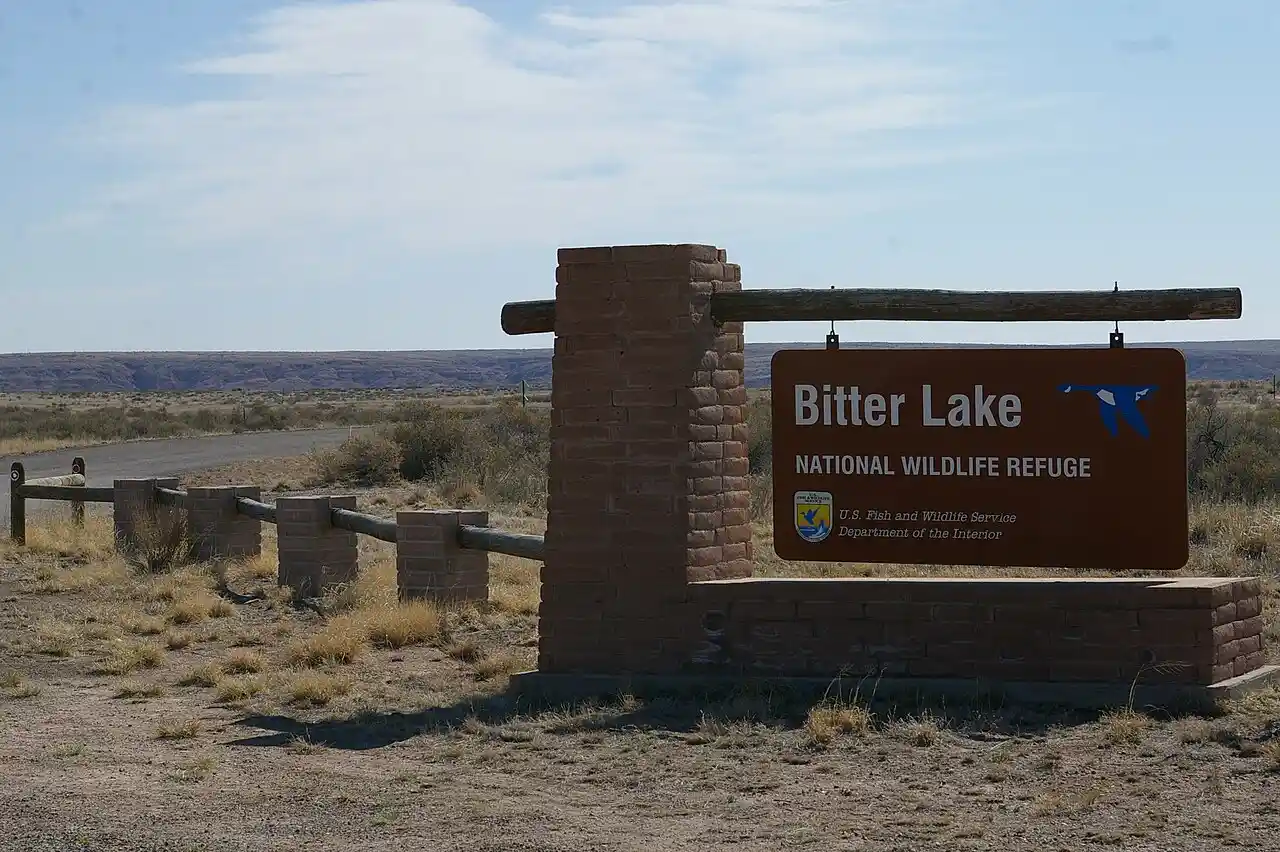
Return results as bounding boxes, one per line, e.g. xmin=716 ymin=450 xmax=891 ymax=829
xmin=7 ymin=474 xmax=545 ymax=564
xmin=500 ymin=286 xmax=1245 ymax=336
xmin=8 ymin=458 xmax=96 ymax=546
xmin=330 ymin=507 xmax=397 ymax=543
xmin=234 ymin=496 xmax=277 ymax=524
xmin=458 ymin=524 xmax=546 ymax=561
xmin=155 ymin=487 xmax=187 ymax=508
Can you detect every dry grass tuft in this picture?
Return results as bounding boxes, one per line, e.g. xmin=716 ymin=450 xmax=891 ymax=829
xmin=113 ymin=682 xmax=166 ymax=700
xmin=174 ymin=754 xmax=218 ymax=783
xmin=178 ymin=663 xmax=225 ymax=688
xmin=96 ymin=640 xmax=165 ymax=675
xmin=285 ymin=671 xmax=351 ymax=707
xmin=1100 ymin=710 xmax=1151 ymax=746
xmin=1174 ymin=718 xmax=1215 ymax=744
xmin=222 ymin=649 xmax=266 ymax=674
xmin=7 ymin=682 xmax=42 ymax=699
xmin=164 ymin=631 xmax=192 ymax=651
xmin=804 ymin=700 xmax=872 ymax=748
xmin=489 ymin=554 xmax=539 ymax=616
xmin=238 ymin=550 xmax=279 ymax=582
xmin=9 ymin=515 xmax=117 ymax=564
xmin=446 ymin=639 xmax=483 ymax=662
xmin=28 ymin=555 xmax=130 ymax=594
xmin=32 ymin=623 xmax=79 ymax=657
xmin=122 ymin=615 xmax=168 ymax=636
xmin=122 ymin=511 xmax=190 ymax=575
xmin=168 ymin=591 xmax=234 ymax=625
xmin=364 ymin=600 xmax=445 ymax=649
xmin=324 ymin=556 xmax=398 ymax=613
xmin=287 ymin=734 xmax=328 ymax=754
xmin=287 ymin=617 xmax=368 ymax=667
xmin=2 ymin=671 xmax=41 ymax=699
xmin=472 ymin=651 xmax=523 ymax=682
xmin=216 ymin=676 xmax=265 ymax=703
xmin=155 ymin=718 xmax=203 ymax=740
xmin=897 ymin=714 xmax=943 ymax=747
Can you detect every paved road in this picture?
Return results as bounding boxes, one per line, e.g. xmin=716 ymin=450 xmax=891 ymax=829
xmin=2 ymin=427 xmax=370 ymax=524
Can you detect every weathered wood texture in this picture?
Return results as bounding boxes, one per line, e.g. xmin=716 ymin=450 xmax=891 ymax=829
xmin=330 ymin=507 xmax=397 ymax=543
xmin=17 ymin=484 xmax=112 ymax=502
xmin=9 ymin=463 xmax=25 ymax=545
xmin=457 ymin=524 xmax=545 ymax=561
xmin=154 ymin=486 xmax=187 ymax=508
xmin=235 ymin=497 xmax=277 ymax=524
xmin=10 ymin=462 xmax=97 ymax=544
xmin=501 ymin=287 xmax=1243 ymax=335
xmin=501 ymin=300 xmax=556 ymax=335
xmin=22 ymin=473 xmax=86 ymax=488
xmin=71 ymin=457 xmax=86 ymax=526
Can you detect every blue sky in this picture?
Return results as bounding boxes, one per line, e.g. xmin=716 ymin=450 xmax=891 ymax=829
xmin=0 ymin=0 xmax=1275 ymax=353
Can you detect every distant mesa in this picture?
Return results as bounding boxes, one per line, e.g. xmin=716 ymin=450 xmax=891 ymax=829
xmin=0 ymin=341 xmax=1276 ymax=393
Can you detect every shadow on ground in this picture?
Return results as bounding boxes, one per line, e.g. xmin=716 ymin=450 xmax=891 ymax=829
xmin=225 ymin=679 xmax=1226 ymax=751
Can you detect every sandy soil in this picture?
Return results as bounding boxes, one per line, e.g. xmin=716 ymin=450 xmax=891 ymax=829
xmin=3 ymin=471 xmax=1280 ymax=851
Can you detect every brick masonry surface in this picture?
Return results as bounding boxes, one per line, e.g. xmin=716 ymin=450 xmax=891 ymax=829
xmin=397 ymin=510 xmax=490 ymax=602
xmin=275 ymin=495 xmax=358 ymax=597
xmin=688 ymin=577 xmax=1265 ymax=684
xmin=187 ymin=486 xmax=262 ymax=561
xmin=540 ymin=244 xmax=752 ymax=672
xmin=113 ymin=477 xmax=180 ymax=552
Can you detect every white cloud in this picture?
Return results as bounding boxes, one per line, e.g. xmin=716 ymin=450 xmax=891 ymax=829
xmin=76 ymin=0 xmax=1025 ymax=253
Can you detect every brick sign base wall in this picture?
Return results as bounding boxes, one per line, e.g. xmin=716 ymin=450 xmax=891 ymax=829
xmin=689 ymin=577 xmax=1264 ymax=685
xmin=529 ymin=243 xmax=1270 ymax=702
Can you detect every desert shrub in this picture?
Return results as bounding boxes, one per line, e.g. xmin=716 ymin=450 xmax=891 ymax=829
xmin=1188 ymin=394 xmax=1280 ymax=503
xmin=307 ymin=402 xmax=552 ymax=508
xmin=124 ymin=511 xmax=190 ymax=575
xmin=391 ymin=407 xmax=489 ymax=482
xmin=745 ymin=396 xmax=772 ymax=475
xmin=392 ymin=403 xmax=550 ymax=507
xmin=311 ymin=435 xmax=402 ymax=486
xmin=0 ymin=396 xmax=384 ymax=444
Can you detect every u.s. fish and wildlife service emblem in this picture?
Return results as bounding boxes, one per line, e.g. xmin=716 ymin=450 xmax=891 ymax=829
xmin=794 ymin=491 xmax=833 ymax=543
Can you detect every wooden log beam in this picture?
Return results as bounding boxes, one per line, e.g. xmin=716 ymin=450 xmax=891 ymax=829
xmin=501 ymin=300 xmax=556 ymax=336
xmin=23 ymin=473 xmax=86 ymax=488
xmin=154 ymin=486 xmax=187 ymax=508
xmin=457 ymin=525 xmax=545 ymax=561
xmin=330 ymin=507 xmax=397 ymax=543
xmin=235 ymin=497 xmax=277 ymax=524
xmin=500 ymin=287 xmax=1243 ymax=335
xmin=17 ymin=484 xmax=113 ymax=502
xmin=710 ymin=288 xmax=1244 ymax=324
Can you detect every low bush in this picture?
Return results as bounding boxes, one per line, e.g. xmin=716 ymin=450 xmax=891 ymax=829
xmin=312 ymin=402 xmax=550 ymax=507
xmin=1188 ymin=392 xmax=1280 ymax=503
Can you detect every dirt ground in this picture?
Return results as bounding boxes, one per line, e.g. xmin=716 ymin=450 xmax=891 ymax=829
xmin=3 ymin=466 xmax=1280 ymax=851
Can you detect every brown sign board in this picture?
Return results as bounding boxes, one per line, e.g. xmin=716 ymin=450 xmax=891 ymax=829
xmin=770 ymin=347 xmax=1189 ymax=571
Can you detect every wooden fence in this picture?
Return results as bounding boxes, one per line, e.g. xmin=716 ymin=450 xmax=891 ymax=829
xmin=8 ymin=463 xmax=543 ymax=599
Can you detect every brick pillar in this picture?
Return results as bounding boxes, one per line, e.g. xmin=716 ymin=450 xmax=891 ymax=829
xmin=396 ymin=510 xmax=490 ymax=603
xmin=276 ymin=496 xmax=358 ymax=597
xmin=186 ymin=486 xmax=262 ymax=561
xmin=113 ymin=477 xmax=181 ymax=553
xmin=541 ymin=243 xmax=752 ymax=674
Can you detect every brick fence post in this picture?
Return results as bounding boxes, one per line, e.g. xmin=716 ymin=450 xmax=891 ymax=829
xmin=186 ymin=486 xmax=262 ymax=561
xmin=396 ymin=510 xmax=490 ymax=603
xmin=113 ymin=477 xmax=181 ymax=553
xmin=275 ymin=495 xmax=358 ymax=597
xmin=540 ymin=244 xmax=752 ymax=674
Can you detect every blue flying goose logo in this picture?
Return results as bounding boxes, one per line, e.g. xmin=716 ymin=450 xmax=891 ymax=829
xmin=1059 ymin=384 xmax=1158 ymax=438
